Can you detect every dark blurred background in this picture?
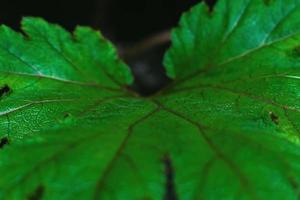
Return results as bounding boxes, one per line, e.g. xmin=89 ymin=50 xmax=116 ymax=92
xmin=0 ymin=0 xmax=216 ymax=95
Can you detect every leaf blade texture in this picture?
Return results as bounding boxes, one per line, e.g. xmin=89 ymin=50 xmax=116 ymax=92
xmin=2 ymin=1 xmax=300 ymax=199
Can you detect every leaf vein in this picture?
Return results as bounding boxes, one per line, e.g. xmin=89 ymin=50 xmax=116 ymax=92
xmin=93 ymin=106 xmax=160 ymax=199
xmin=155 ymin=101 xmax=260 ymax=200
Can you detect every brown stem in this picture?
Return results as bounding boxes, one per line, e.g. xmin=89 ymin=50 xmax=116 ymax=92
xmin=120 ymin=30 xmax=171 ymax=60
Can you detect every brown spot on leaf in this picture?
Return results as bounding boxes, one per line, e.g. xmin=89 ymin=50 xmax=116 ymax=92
xmin=0 ymin=137 xmax=9 ymax=149
xmin=269 ymin=111 xmax=279 ymax=125
xmin=0 ymin=85 xmax=11 ymax=98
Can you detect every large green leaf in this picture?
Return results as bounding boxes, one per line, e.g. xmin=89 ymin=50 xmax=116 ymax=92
xmin=1 ymin=0 xmax=300 ymax=199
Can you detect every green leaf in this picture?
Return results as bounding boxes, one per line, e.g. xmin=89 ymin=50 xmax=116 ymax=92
xmin=1 ymin=0 xmax=300 ymax=199
xmin=0 ymin=17 xmax=132 ymax=140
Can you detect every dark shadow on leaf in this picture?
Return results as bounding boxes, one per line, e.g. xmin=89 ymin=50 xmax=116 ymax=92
xmin=27 ymin=185 xmax=44 ymax=200
xmin=290 ymin=46 xmax=300 ymax=58
xmin=263 ymin=0 xmax=275 ymax=6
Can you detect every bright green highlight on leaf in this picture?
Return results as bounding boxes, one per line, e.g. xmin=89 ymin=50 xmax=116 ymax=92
xmin=1 ymin=0 xmax=300 ymax=199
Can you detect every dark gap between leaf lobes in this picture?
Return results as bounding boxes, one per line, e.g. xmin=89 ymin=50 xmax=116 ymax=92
xmin=163 ymin=154 xmax=178 ymax=200
xmin=120 ymin=32 xmax=171 ymax=96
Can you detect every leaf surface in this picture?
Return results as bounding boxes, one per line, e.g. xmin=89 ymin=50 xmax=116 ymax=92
xmin=2 ymin=1 xmax=300 ymax=200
